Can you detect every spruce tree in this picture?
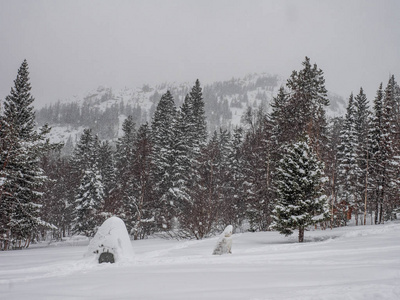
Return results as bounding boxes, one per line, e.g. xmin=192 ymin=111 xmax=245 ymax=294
xmin=222 ymin=127 xmax=246 ymax=228
xmin=271 ymin=137 xmax=330 ymax=242
xmin=98 ymin=141 xmax=115 ymax=212
xmin=241 ymin=107 xmax=275 ymax=231
xmin=128 ymin=123 xmax=155 ymax=240
xmin=71 ymin=129 xmax=104 ymax=237
xmin=114 ymin=116 xmax=136 ymax=222
xmin=73 ymin=168 xmax=104 ymax=237
xmin=381 ymin=77 xmax=400 ymax=220
xmin=337 ymin=93 xmax=362 ymax=224
xmin=368 ymin=84 xmax=386 ymax=224
xmin=353 ymin=88 xmax=371 ymax=224
xmin=180 ymin=131 xmax=222 ymax=239
xmin=0 ymin=60 xmax=54 ymax=249
xmin=173 ymin=94 xmax=193 ymax=202
xmin=174 ymin=80 xmax=210 ymax=238
xmin=325 ymin=117 xmax=344 ymax=227
xmin=270 ymin=86 xmax=290 ymax=145
xmin=151 ymin=91 xmax=178 ymax=230
xmin=190 ymin=79 xmax=207 ymax=144
xmin=285 ymin=57 xmax=329 ymax=155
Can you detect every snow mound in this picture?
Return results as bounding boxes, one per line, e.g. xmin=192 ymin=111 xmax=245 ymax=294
xmin=212 ymin=225 xmax=233 ymax=255
xmin=85 ymin=217 xmax=134 ymax=263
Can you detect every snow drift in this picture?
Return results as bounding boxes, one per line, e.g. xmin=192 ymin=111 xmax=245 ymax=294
xmin=85 ymin=217 xmax=134 ymax=263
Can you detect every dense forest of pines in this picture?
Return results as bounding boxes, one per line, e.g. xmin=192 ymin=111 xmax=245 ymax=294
xmin=1 ymin=57 xmax=399 ymax=250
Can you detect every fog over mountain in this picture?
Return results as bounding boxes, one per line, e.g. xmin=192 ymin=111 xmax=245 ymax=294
xmin=35 ymin=73 xmax=346 ymax=145
xmin=1 ymin=0 xmax=399 ymax=108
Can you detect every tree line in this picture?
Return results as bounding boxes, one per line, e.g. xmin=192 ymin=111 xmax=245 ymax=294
xmin=1 ymin=57 xmax=399 ymax=250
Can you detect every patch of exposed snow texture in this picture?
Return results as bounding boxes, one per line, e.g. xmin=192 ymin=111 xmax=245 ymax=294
xmin=2 ymin=221 xmax=399 ymax=299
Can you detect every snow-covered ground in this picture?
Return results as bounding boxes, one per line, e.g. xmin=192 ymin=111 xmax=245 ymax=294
xmin=1 ymin=222 xmax=399 ymax=300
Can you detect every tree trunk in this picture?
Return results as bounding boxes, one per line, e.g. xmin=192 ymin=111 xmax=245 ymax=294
xmin=364 ymin=151 xmax=369 ymax=225
xmin=298 ymin=227 xmax=304 ymax=243
xmin=331 ymin=172 xmax=335 ymax=230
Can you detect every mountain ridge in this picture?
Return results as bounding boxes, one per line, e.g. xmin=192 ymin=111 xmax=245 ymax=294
xmin=35 ymin=73 xmax=346 ymax=146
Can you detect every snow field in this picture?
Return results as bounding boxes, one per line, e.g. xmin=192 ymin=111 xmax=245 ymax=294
xmin=1 ymin=222 xmax=399 ymax=300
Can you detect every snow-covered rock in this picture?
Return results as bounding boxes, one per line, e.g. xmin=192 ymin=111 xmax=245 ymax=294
xmin=212 ymin=225 xmax=233 ymax=255
xmin=85 ymin=217 xmax=134 ymax=263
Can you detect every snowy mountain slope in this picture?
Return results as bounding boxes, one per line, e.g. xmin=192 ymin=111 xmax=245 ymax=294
xmin=36 ymin=73 xmax=346 ymax=144
xmin=1 ymin=222 xmax=399 ymax=300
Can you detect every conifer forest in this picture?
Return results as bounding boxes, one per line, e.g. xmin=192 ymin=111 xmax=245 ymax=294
xmin=1 ymin=57 xmax=400 ymax=251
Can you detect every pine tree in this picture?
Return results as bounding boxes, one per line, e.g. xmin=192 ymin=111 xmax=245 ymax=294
xmin=381 ymin=77 xmax=400 ymax=220
xmin=115 ymin=115 xmax=136 ymax=182
xmin=325 ymin=117 xmax=344 ymax=227
xmin=98 ymin=141 xmax=115 ymax=213
xmin=337 ymin=93 xmax=362 ymax=224
xmin=353 ymin=88 xmax=371 ymax=224
xmin=73 ymin=168 xmax=104 ymax=237
xmin=173 ymin=81 xmax=209 ymax=238
xmin=285 ymin=57 xmax=329 ymax=155
xmin=368 ymin=84 xmax=387 ymax=224
xmin=271 ymin=137 xmax=330 ymax=242
xmin=70 ymin=129 xmax=96 ymax=175
xmin=151 ymin=91 xmax=178 ymax=230
xmin=222 ymin=127 xmax=246 ymax=228
xmin=71 ymin=129 xmax=104 ymax=236
xmin=114 ymin=116 xmax=136 ymax=222
xmin=0 ymin=60 xmax=54 ymax=250
xmin=39 ymin=153 xmax=74 ymax=239
xmin=241 ymin=106 xmax=276 ymax=231
xmin=127 ymin=123 xmax=155 ymax=240
xmin=217 ymin=128 xmax=246 ymax=229
xmin=190 ymin=79 xmax=207 ymax=144
xmin=270 ymin=86 xmax=290 ymax=145
xmin=180 ymin=131 xmax=222 ymax=239
xmin=173 ymin=94 xmax=193 ymax=203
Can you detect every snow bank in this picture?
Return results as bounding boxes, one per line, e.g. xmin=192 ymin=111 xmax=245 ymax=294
xmin=85 ymin=217 xmax=134 ymax=263
xmin=212 ymin=225 xmax=233 ymax=255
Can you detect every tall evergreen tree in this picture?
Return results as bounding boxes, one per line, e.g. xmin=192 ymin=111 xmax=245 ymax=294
xmin=285 ymin=57 xmax=329 ymax=156
xmin=353 ymin=88 xmax=371 ymax=224
xmin=325 ymin=117 xmax=344 ymax=227
xmin=219 ymin=127 xmax=247 ymax=228
xmin=71 ymin=129 xmax=104 ymax=237
xmin=114 ymin=116 xmax=136 ymax=222
xmin=271 ymin=137 xmax=330 ymax=242
xmin=180 ymin=131 xmax=222 ymax=239
xmin=219 ymin=128 xmax=247 ymax=229
xmin=381 ymin=77 xmax=400 ymax=220
xmin=270 ymin=86 xmax=290 ymax=145
xmin=190 ymin=79 xmax=207 ymax=145
xmin=368 ymin=84 xmax=387 ymax=224
xmin=40 ymin=153 xmax=74 ymax=239
xmin=73 ymin=168 xmax=104 ymax=237
xmin=151 ymin=91 xmax=178 ymax=230
xmin=337 ymin=93 xmax=362 ymax=223
xmin=128 ymin=123 xmax=155 ymax=240
xmin=242 ymin=107 xmax=275 ymax=231
xmin=0 ymin=60 xmax=54 ymax=250
xmin=98 ymin=141 xmax=116 ymax=213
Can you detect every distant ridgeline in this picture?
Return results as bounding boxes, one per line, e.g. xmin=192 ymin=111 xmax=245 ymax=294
xmin=36 ymin=73 xmax=345 ymax=144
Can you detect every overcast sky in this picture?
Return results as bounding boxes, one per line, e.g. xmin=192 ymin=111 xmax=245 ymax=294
xmin=1 ymin=0 xmax=399 ymax=107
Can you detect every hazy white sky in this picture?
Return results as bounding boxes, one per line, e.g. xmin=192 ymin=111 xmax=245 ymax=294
xmin=1 ymin=0 xmax=399 ymax=107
